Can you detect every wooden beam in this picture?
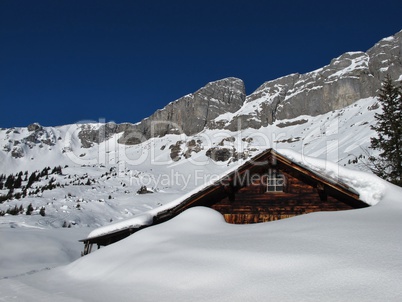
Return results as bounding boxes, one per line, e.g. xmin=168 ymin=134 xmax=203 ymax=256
xmin=317 ymin=182 xmax=327 ymax=201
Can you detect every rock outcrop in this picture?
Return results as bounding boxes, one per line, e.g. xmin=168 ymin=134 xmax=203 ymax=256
xmin=78 ymin=123 xmax=133 ymax=148
xmin=75 ymin=78 xmax=245 ymax=147
xmin=210 ymin=30 xmax=402 ymax=131
xmin=118 ymin=77 xmax=246 ymax=145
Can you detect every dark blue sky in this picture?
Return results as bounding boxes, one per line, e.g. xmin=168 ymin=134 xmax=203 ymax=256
xmin=1 ymin=0 xmax=401 ymax=128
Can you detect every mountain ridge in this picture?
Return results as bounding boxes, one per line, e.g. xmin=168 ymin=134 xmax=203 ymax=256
xmin=0 ymin=30 xmax=401 ymax=229
xmin=74 ymin=29 xmax=402 ymax=146
xmin=210 ymin=30 xmax=402 ymax=131
xmin=1 ymin=30 xmax=400 ymax=153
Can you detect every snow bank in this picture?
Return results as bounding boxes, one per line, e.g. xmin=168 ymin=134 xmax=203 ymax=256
xmin=8 ymin=189 xmax=402 ymax=302
xmin=0 ymin=227 xmax=88 ymax=279
xmin=1 ymin=166 xmax=402 ymax=301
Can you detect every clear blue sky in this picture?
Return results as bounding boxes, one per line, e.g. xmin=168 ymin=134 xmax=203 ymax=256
xmin=1 ymin=0 xmax=401 ymax=128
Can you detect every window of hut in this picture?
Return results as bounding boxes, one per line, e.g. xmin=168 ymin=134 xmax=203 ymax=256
xmin=266 ymin=170 xmax=285 ymax=192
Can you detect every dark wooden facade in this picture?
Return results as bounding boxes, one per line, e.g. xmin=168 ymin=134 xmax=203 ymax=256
xmin=211 ymin=170 xmax=354 ymax=224
xmin=80 ymin=149 xmax=369 ymax=254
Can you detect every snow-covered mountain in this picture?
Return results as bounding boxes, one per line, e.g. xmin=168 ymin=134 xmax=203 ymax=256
xmin=1 ymin=30 xmax=401 ymax=231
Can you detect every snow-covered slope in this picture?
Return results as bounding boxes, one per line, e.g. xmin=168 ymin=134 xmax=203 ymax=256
xmin=0 ymin=166 xmax=401 ymax=301
xmin=0 ymin=97 xmax=381 ymax=230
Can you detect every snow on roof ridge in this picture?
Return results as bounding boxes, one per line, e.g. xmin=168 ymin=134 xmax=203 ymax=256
xmin=277 ymin=149 xmax=386 ymax=206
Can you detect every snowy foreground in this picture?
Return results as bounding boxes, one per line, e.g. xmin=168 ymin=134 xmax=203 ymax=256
xmin=1 ymin=166 xmax=402 ymax=302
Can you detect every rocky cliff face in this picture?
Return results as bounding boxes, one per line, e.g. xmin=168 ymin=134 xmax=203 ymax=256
xmin=76 ymin=30 xmax=401 ymax=145
xmin=117 ymin=77 xmax=246 ymax=145
xmin=211 ymin=30 xmax=402 ymax=131
xmin=78 ymin=122 xmax=133 ymax=148
xmin=1 ymin=31 xmax=401 ymax=153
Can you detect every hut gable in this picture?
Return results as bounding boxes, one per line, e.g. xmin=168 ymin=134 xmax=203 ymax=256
xmin=80 ymin=149 xmax=368 ymax=255
xmin=155 ymin=149 xmax=365 ymax=225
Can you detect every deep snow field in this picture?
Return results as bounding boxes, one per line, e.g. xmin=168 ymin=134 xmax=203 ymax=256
xmin=1 ymin=97 xmax=402 ymax=301
xmin=1 ymin=172 xmax=402 ymax=302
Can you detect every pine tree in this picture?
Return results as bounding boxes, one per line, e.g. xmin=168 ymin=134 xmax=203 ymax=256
xmin=26 ymin=203 xmax=34 ymax=215
xmin=369 ymin=75 xmax=402 ymax=185
xmin=51 ymin=166 xmax=62 ymax=175
xmin=26 ymin=172 xmax=36 ymax=188
xmin=14 ymin=175 xmax=22 ymax=189
xmin=7 ymin=187 xmax=14 ymax=198
xmin=0 ymin=195 xmax=7 ymax=203
xmin=8 ymin=205 xmax=19 ymax=215
xmin=39 ymin=207 xmax=46 ymax=217
xmin=5 ymin=175 xmax=15 ymax=190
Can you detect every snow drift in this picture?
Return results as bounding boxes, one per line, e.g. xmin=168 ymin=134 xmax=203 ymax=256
xmin=1 ymin=164 xmax=402 ymax=301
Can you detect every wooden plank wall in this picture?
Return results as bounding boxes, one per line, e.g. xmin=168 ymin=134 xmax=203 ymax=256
xmin=211 ymin=170 xmax=354 ymax=224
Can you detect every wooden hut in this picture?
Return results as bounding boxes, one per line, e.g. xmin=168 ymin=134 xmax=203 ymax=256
xmin=80 ymin=149 xmax=369 ymax=255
